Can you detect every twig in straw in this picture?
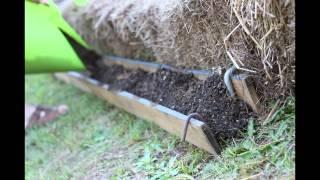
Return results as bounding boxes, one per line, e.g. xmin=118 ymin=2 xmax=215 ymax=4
xmin=254 ymin=0 xmax=258 ymax=19
xmin=256 ymin=2 xmax=276 ymax=18
xmin=226 ymin=50 xmax=257 ymax=73
xmin=232 ymin=6 xmax=262 ymax=49
xmin=263 ymin=63 xmax=272 ymax=80
xmin=226 ymin=50 xmax=240 ymax=68
xmin=264 ymin=0 xmax=266 ymax=17
xmin=237 ymin=67 xmax=257 ymax=73
xmin=224 ymin=23 xmax=241 ymax=43
xmin=260 ymin=27 xmax=274 ymax=42
xmin=231 ymin=49 xmax=245 ymax=66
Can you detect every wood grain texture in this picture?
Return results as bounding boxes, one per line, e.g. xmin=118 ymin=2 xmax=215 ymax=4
xmin=54 ymin=72 xmax=220 ymax=155
xmin=232 ymin=74 xmax=261 ymax=113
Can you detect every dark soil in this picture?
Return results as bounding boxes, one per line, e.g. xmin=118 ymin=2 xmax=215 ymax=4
xmin=84 ymin=60 xmax=255 ymax=142
xmin=66 ymin=30 xmax=255 ymax=142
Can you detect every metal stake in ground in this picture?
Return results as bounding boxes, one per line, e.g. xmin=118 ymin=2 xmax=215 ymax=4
xmin=224 ymin=65 xmax=237 ymax=97
xmin=181 ymin=113 xmax=204 ymax=142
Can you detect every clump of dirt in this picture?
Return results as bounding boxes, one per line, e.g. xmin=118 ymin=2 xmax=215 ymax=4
xmin=89 ymin=62 xmax=255 ymax=141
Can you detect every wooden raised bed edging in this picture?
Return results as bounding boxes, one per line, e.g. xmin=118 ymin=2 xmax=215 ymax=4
xmin=102 ymin=56 xmax=262 ymax=113
xmin=54 ymin=56 xmax=262 ymax=155
xmin=54 ymin=72 xmax=221 ymax=156
xmin=232 ymin=74 xmax=262 ymax=113
xmin=101 ymin=56 xmax=215 ymax=81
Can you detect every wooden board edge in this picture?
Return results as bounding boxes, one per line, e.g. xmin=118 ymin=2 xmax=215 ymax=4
xmin=102 ymin=56 xmax=159 ymax=73
xmin=231 ymin=74 xmax=262 ymax=114
xmin=102 ymin=56 xmax=214 ymax=80
xmin=54 ymin=72 xmax=220 ymax=155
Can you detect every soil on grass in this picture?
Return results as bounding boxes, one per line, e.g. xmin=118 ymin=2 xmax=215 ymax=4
xmin=85 ymin=60 xmax=255 ymax=141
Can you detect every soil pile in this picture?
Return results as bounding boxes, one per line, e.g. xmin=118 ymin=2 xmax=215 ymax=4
xmin=90 ymin=62 xmax=256 ymax=141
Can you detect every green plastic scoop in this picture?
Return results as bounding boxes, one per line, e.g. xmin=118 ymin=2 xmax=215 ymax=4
xmin=25 ymin=0 xmax=90 ymax=74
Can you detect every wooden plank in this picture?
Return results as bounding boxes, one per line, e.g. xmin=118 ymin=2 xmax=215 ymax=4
xmin=231 ymin=74 xmax=262 ymax=113
xmin=54 ymin=72 xmax=221 ymax=155
xmin=102 ymin=56 xmax=160 ymax=73
xmin=102 ymin=56 xmax=214 ymax=81
xmin=54 ymin=72 xmax=92 ymax=93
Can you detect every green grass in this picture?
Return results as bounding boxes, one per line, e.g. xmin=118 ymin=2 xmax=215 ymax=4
xmin=25 ymin=74 xmax=295 ymax=179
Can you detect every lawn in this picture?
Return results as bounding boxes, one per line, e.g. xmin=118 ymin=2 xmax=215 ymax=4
xmin=25 ymin=74 xmax=295 ymax=179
